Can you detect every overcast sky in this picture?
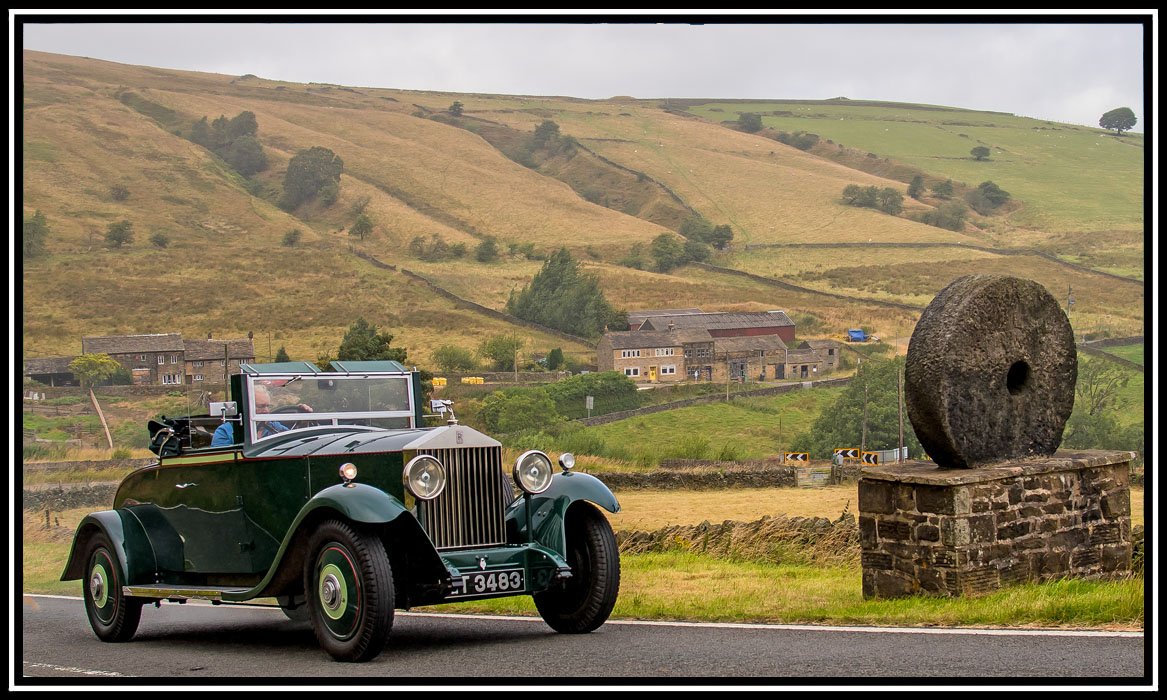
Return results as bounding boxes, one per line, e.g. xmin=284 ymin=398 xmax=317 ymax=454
xmin=15 ymin=13 xmax=1153 ymax=130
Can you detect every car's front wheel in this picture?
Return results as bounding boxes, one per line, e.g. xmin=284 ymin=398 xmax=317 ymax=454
xmin=304 ymin=520 xmax=394 ymax=662
xmin=82 ymin=532 xmax=144 ymax=643
xmin=534 ymin=502 xmax=620 ymax=633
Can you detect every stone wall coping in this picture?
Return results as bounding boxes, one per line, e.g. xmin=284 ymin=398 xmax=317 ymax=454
xmin=859 ymin=450 xmax=1135 ymax=486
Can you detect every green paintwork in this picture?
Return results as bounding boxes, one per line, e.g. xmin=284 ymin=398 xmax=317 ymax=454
xmin=436 ymin=543 xmax=569 ymax=603
xmin=295 ymin=482 xmax=411 ymax=525
xmin=61 ymin=510 xmax=157 ymax=585
xmin=506 ymin=471 xmax=620 ymax=559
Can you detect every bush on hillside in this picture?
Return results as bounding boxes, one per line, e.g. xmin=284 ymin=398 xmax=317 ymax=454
xmin=478 ymin=387 xmax=563 ymax=434
xmin=506 ymin=248 xmax=626 ymax=338
xmin=543 ymin=371 xmax=642 ymax=420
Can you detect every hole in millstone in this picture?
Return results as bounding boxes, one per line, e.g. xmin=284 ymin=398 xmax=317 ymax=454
xmin=1006 ymin=360 xmax=1030 ymax=395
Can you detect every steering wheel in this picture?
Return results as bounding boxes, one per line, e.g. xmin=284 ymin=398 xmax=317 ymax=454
xmin=272 ymin=403 xmax=320 ymax=429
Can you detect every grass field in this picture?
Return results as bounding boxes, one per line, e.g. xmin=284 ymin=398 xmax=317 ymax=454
xmin=729 ymin=246 xmax=1145 ymax=337
xmin=22 ymin=487 xmax=1145 ymax=629
xmin=686 ymin=101 xmax=1144 ymax=234
xmin=580 ymin=387 xmax=845 ymax=463
xmin=1103 ymin=344 xmax=1144 ymax=366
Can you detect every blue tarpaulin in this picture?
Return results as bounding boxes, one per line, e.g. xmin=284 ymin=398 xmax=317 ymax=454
xmin=847 ymin=329 xmax=868 ymax=342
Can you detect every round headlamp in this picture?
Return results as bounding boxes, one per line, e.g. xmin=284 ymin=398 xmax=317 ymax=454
xmin=338 ymin=462 xmax=359 ymax=484
xmin=513 ymin=450 xmax=554 ymax=494
xmin=559 ymin=453 xmax=576 ymax=471
xmin=403 ymin=455 xmax=447 ymax=500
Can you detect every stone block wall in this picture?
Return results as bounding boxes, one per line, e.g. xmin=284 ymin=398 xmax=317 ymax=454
xmin=858 ymin=450 xmax=1134 ymax=598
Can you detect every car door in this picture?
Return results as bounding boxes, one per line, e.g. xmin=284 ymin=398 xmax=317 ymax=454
xmin=147 ymin=454 xmax=255 ymax=574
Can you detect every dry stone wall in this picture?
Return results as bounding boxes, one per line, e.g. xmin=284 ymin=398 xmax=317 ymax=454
xmin=859 ymin=451 xmax=1134 ymax=598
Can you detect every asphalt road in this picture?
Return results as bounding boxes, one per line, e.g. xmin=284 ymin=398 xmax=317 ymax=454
xmin=18 ymin=595 xmax=1148 ymax=687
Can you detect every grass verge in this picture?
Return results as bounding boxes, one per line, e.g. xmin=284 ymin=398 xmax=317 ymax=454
xmin=23 ymin=500 xmax=1144 ymax=630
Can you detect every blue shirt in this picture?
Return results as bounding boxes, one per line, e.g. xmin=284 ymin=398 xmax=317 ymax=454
xmin=210 ymin=420 xmax=289 ymax=446
xmin=211 ymin=422 xmax=236 ymax=447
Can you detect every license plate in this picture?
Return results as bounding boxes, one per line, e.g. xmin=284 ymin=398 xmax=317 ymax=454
xmin=447 ymin=568 xmax=526 ymax=599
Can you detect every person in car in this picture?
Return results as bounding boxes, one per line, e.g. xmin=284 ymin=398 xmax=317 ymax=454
xmin=211 ymin=385 xmax=311 ymax=446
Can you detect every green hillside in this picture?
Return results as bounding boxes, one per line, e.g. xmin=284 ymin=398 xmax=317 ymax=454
xmin=21 ymin=51 xmax=1145 ymax=364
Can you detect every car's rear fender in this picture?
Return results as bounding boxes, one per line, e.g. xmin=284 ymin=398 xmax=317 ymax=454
xmin=60 ymin=510 xmax=163 ymax=585
xmin=506 ymin=471 xmax=620 ymax=559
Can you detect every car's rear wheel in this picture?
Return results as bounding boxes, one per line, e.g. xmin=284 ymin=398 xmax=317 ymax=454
xmin=304 ymin=520 xmax=394 ymax=662
xmin=534 ymin=503 xmax=620 ymax=634
xmin=82 ymin=533 xmax=144 ymax=643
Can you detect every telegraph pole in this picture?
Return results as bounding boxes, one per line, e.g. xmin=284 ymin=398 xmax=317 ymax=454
xmin=861 ymin=382 xmax=868 ymax=454
xmin=725 ymin=353 xmax=730 ymax=402
xmin=898 ymin=363 xmax=905 ymax=462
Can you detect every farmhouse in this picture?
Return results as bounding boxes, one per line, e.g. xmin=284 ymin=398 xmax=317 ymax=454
xmin=599 ymin=308 xmax=841 ymax=384
xmin=24 ymin=333 xmax=258 ymax=387
xmin=181 ymin=338 xmax=257 ymax=385
xmin=81 ymin=333 xmax=188 ymax=386
xmin=22 ymin=356 xmax=78 ymax=387
xmin=595 ymin=329 xmax=712 ymax=382
xmin=597 ymin=329 xmax=841 ymax=384
xmin=627 ymin=308 xmax=703 ymax=331
xmin=637 ymin=310 xmax=796 ymax=343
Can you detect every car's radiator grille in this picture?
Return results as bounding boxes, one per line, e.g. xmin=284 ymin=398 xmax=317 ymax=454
xmin=417 ymin=446 xmax=511 ymax=549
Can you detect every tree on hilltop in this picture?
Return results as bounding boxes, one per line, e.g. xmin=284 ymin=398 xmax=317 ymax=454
xmin=1099 ymin=107 xmax=1137 ymax=135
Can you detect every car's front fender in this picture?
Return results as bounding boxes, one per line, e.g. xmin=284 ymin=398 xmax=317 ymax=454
xmin=506 ymin=471 xmax=620 ymax=558
xmin=247 ymin=481 xmax=447 ymax=601
xmin=296 ymin=482 xmax=412 ymax=525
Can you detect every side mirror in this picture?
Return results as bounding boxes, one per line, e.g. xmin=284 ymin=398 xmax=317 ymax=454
xmin=210 ymin=401 xmax=238 ymax=418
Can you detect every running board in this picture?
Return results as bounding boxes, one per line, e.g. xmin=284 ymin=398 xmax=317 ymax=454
xmin=124 ymin=585 xmax=251 ymax=601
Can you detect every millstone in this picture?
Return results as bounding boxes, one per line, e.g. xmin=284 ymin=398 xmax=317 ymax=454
xmin=904 ymin=275 xmax=1077 ymax=469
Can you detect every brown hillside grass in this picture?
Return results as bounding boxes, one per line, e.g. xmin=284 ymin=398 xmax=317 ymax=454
xmin=21 ymin=51 xmax=1143 ymax=363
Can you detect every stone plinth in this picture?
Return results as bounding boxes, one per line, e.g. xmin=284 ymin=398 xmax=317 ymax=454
xmin=859 ymin=450 xmax=1134 ymax=598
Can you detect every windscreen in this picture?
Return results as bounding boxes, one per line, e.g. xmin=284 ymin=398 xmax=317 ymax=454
xmin=249 ymin=374 xmax=415 ymax=437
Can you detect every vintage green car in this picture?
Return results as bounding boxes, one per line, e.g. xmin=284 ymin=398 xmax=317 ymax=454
xmin=61 ymin=361 xmax=621 ymax=662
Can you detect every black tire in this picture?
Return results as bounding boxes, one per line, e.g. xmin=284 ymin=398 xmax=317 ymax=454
xmin=82 ymin=532 xmax=144 ymax=643
xmin=534 ymin=503 xmax=620 ymax=634
xmin=303 ymin=520 xmax=394 ymax=662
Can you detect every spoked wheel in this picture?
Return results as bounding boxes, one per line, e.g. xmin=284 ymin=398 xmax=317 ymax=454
xmin=534 ymin=502 xmax=620 ymax=634
xmin=304 ymin=520 xmax=394 ymax=662
xmin=82 ymin=533 xmax=144 ymax=643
